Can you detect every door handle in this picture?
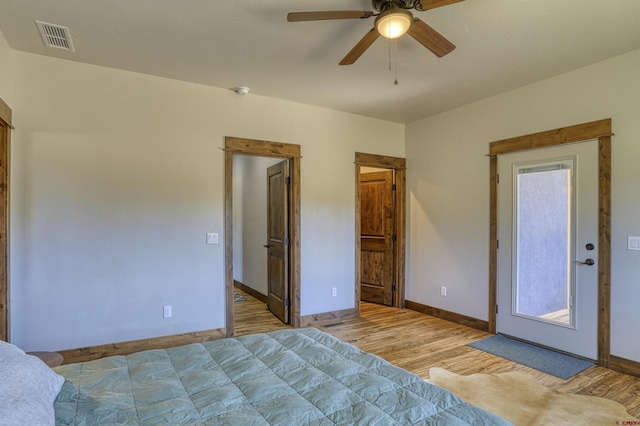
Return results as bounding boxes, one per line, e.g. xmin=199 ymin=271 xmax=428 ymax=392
xmin=575 ymin=258 xmax=595 ymax=266
xmin=263 ymin=244 xmax=270 ymax=248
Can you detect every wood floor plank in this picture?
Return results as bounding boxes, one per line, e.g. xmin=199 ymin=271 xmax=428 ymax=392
xmin=233 ymin=289 xmax=640 ymax=418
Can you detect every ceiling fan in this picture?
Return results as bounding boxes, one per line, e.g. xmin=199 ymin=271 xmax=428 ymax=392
xmin=287 ymin=0 xmax=463 ymax=65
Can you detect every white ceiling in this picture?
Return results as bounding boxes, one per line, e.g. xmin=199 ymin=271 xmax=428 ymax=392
xmin=1 ymin=0 xmax=639 ymax=123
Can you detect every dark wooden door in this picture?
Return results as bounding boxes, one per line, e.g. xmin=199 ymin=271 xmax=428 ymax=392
xmin=266 ymin=161 xmax=289 ymax=323
xmin=360 ymin=170 xmax=394 ymax=306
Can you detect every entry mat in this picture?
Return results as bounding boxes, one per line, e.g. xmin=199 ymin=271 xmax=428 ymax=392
xmin=467 ymin=334 xmax=594 ymax=379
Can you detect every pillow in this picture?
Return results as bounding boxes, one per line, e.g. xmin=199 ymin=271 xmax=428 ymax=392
xmin=0 ymin=340 xmax=65 ymax=426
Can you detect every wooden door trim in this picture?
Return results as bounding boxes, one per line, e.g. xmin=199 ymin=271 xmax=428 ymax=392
xmin=224 ymin=137 xmax=301 ymax=336
xmin=355 ymin=152 xmax=406 ymax=312
xmin=0 ymin=96 xmax=11 ymax=342
xmin=488 ymin=119 xmax=612 ymax=367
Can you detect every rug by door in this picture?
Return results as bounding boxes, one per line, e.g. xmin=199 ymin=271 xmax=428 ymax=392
xmin=428 ymin=367 xmax=638 ymax=426
xmin=467 ymin=334 xmax=593 ymax=379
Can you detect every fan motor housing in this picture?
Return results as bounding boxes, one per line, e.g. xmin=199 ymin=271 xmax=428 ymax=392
xmin=373 ymin=0 xmax=418 ymax=12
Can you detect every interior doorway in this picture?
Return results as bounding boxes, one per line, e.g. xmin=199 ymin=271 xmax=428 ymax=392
xmin=231 ymin=155 xmax=290 ymax=325
xmin=224 ymin=137 xmax=301 ymax=337
xmin=360 ymin=168 xmax=395 ymax=306
xmin=355 ymin=152 xmax=406 ymax=311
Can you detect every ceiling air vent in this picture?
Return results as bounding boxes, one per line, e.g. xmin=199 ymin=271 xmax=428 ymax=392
xmin=36 ymin=21 xmax=75 ymax=52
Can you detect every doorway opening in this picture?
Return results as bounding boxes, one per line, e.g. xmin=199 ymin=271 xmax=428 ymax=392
xmin=355 ymin=152 xmax=406 ymax=311
xmin=231 ymin=155 xmax=290 ymax=327
xmin=488 ymin=119 xmax=612 ymax=367
xmin=224 ymin=137 xmax=301 ymax=337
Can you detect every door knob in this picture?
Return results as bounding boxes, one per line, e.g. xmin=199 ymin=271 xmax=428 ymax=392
xmin=263 ymin=244 xmax=270 ymax=248
xmin=575 ymin=258 xmax=595 ymax=266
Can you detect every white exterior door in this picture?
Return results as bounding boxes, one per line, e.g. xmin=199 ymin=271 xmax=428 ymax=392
xmin=497 ymin=139 xmax=598 ymax=360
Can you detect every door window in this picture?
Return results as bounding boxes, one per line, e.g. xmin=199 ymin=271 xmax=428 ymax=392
xmin=513 ymin=161 xmax=574 ymax=327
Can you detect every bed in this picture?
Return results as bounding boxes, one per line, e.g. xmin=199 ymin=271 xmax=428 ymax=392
xmin=2 ymin=328 xmax=512 ymax=425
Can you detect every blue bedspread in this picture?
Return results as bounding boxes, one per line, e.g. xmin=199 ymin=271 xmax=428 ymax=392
xmin=54 ymin=328 xmax=511 ymax=425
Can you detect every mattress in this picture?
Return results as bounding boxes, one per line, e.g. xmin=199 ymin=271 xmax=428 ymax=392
xmin=53 ymin=328 xmax=511 ymax=425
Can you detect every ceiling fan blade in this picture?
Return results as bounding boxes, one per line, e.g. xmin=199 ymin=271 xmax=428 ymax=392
xmin=418 ymin=0 xmax=465 ymax=10
xmin=339 ymin=28 xmax=380 ymax=65
xmin=287 ymin=11 xmax=373 ymax=22
xmin=407 ymin=18 xmax=455 ymax=57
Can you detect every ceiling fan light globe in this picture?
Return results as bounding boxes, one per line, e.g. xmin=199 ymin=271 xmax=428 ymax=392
xmin=375 ymin=9 xmax=413 ymax=39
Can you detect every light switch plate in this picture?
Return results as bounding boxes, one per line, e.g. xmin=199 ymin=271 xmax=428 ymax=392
xmin=628 ymin=236 xmax=640 ymax=251
xmin=206 ymin=233 xmax=219 ymax=244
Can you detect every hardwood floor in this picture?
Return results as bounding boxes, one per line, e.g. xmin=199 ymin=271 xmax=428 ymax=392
xmin=233 ymin=289 xmax=640 ymax=418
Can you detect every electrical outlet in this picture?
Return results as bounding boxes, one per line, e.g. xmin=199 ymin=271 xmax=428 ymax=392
xmin=206 ymin=233 xmax=218 ymax=244
xmin=163 ymin=306 xmax=172 ymax=318
xmin=331 ymin=287 xmax=337 ymax=297
xmin=628 ymin=236 xmax=640 ymax=251
xmin=440 ymin=286 xmax=447 ymax=297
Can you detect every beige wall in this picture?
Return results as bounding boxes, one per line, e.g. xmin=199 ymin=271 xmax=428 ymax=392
xmin=406 ymin=48 xmax=640 ymax=362
xmin=0 ymin=30 xmax=11 ymax=103
xmin=9 ymin=51 xmax=404 ymax=351
xmin=10 ymin=36 xmax=637 ymax=363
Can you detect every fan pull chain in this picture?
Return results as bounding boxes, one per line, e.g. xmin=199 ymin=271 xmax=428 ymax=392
xmin=388 ymin=26 xmax=392 ymax=71
xmin=388 ymin=36 xmax=399 ymax=85
xmin=394 ymin=38 xmax=399 ymax=85
xmin=386 ymin=20 xmax=398 ymax=85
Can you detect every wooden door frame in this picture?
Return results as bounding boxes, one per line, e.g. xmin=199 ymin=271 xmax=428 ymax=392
xmin=488 ymin=119 xmax=612 ymax=367
xmin=0 ymin=97 xmax=12 ymax=342
xmin=355 ymin=152 xmax=406 ymax=312
xmin=224 ymin=137 xmax=301 ymax=337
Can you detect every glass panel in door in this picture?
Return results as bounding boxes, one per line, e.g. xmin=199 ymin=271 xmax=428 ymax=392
xmin=514 ymin=163 xmax=573 ymax=327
